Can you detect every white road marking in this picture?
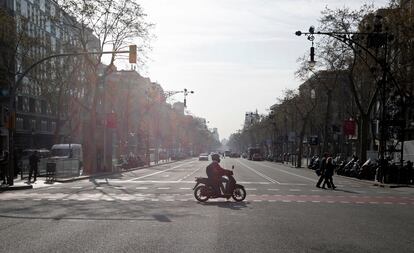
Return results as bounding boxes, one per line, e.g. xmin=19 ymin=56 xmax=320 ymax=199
xmin=157 ymin=187 xmax=170 ymax=190
xmin=289 ymin=189 xmax=301 ymax=192
xmin=177 ymin=165 xmax=203 ymax=182
xmin=180 ymin=188 xmax=191 ymax=190
xmin=246 ymin=188 xmax=257 ymax=191
xmin=235 ymin=160 xmax=280 ymax=184
xmin=128 ymin=161 xmax=195 ymax=181
xmin=268 ymin=189 xmax=279 ymax=191
xmin=136 ymin=187 xmax=148 ymax=190
xmin=71 ymin=186 xmax=82 ymax=189
xmin=259 ymin=162 xmax=316 ymax=182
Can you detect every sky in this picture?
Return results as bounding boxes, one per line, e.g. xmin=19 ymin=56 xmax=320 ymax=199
xmin=120 ymin=0 xmax=390 ymax=140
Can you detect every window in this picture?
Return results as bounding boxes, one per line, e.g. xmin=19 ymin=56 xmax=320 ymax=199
xmin=41 ymin=120 xmax=47 ymax=132
xmin=23 ymin=97 xmax=29 ymax=112
xmin=16 ymin=117 xmax=24 ymax=130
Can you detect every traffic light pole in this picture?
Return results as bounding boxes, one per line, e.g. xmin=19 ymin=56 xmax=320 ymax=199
xmin=6 ymin=48 xmax=135 ymax=186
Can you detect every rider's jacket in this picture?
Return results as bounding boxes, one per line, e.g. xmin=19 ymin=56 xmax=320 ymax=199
xmin=206 ymin=161 xmax=226 ymax=182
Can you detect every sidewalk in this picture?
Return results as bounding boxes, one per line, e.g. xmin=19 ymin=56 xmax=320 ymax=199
xmin=0 ymin=159 xmax=180 ymax=192
xmin=275 ymin=160 xmax=414 ymax=188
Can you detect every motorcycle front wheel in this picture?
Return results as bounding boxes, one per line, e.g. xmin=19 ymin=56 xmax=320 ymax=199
xmin=232 ymin=186 xmax=246 ymax=202
xmin=194 ymin=185 xmax=210 ymax=202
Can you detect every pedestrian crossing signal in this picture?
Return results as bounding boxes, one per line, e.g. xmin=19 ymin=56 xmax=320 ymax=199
xmin=129 ymin=45 xmax=137 ymax=63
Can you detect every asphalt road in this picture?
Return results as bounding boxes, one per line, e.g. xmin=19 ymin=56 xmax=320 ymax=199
xmin=1 ymin=158 xmax=413 ymax=253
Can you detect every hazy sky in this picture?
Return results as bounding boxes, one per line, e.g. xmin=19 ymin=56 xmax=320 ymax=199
xmin=129 ymin=0 xmax=390 ymax=140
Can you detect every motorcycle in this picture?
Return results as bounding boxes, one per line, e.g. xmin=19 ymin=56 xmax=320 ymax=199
xmin=193 ymin=166 xmax=246 ymax=202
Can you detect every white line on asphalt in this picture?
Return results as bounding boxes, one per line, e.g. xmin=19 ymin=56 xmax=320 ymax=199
xmin=289 ymin=189 xmax=301 ymax=192
xmin=177 ymin=164 xmax=203 ymax=182
xmin=268 ymin=189 xmax=279 ymax=191
xmin=127 ymin=161 xmax=195 ymax=181
xmin=235 ymin=160 xmax=280 ymax=184
xmin=180 ymin=188 xmax=191 ymax=190
xmin=136 ymin=187 xmax=148 ymax=190
xmin=71 ymin=186 xmax=82 ymax=189
xmin=246 ymin=188 xmax=257 ymax=191
xmin=259 ymin=162 xmax=316 ymax=182
xmin=157 ymin=187 xmax=170 ymax=190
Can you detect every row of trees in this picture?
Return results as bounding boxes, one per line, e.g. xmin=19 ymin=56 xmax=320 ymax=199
xmin=228 ymin=1 xmax=414 ymax=167
xmin=0 ymin=0 xmax=219 ymax=175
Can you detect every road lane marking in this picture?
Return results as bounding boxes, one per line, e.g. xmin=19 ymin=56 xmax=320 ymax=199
xmin=259 ymin=163 xmax=316 ymax=182
xmin=246 ymin=188 xmax=257 ymax=191
xmin=177 ymin=165 xmax=204 ymax=182
xmin=235 ymin=160 xmax=280 ymax=184
xmin=71 ymin=186 xmax=82 ymax=189
xmin=157 ymin=187 xmax=170 ymax=190
xmin=289 ymin=189 xmax=301 ymax=192
xmin=180 ymin=188 xmax=191 ymax=190
xmin=136 ymin=187 xmax=148 ymax=190
xmin=127 ymin=161 xmax=195 ymax=181
xmin=268 ymin=189 xmax=279 ymax=191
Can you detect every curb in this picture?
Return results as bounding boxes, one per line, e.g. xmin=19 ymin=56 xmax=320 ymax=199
xmin=373 ymin=182 xmax=414 ymax=188
xmin=0 ymin=185 xmax=33 ymax=192
xmin=55 ymin=160 xmax=181 ymax=183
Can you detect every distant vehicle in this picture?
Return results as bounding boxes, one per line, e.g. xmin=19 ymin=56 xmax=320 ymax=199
xmin=224 ymin=151 xmax=231 ymax=157
xmin=198 ymin=153 xmax=209 ymax=161
xmin=230 ymin=152 xmax=240 ymax=158
xmin=247 ymin=147 xmax=261 ymax=160
xmin=48 ymin=144 xmax=83 ymax=176
xmin=252 ymin=153 xmax=264 ymax=161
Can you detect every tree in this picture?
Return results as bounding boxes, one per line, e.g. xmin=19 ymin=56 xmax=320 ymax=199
xmin=56 ymin=0 xmax=153 ymax=173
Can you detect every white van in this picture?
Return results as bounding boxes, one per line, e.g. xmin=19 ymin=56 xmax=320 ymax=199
xmin=49 ymin=144 xmax=83 ymax=177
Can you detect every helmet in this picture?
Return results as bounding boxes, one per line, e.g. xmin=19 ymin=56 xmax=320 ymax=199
xmin=211 ymin=153 xmax=220 ymax=162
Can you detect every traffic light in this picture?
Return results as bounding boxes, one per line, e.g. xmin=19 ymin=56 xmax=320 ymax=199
xmin=129 ymin=45 xmax=137 ymax=63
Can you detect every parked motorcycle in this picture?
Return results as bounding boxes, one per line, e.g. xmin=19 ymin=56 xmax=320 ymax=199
xmin=193 ymin=166 xmax=246 ymax=202
xmin=357 ymin=158 xmax=377 ymax=180
xmin=308 ymin=156 xmax=320 ymax=170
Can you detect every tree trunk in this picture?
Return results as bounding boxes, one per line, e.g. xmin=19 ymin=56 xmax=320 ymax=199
xmin=297 ymin=120 xmax=308 ymax=168
xmin=322 ymin=89 xmax=332 ymax=153
xmin=359 ymin=114 xmax=370 ymax=163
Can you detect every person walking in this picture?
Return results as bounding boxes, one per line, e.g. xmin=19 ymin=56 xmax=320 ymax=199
xmin=28 ymin=151 xmax=40 ymax=183
xmin=322 ymin=157 xmax=336 ymax=189
xmin=0 ymin=151 xmax=8 ymax=185
xmin=316 ymin=153 xmax=330 ymax=189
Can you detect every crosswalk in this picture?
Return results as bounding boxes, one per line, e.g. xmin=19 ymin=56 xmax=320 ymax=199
xmin=1 ymin=191 xmax=413 ymax=205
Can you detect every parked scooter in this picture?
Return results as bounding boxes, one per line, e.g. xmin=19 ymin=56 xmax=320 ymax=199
xmin=308 ymin=156 xmax=320 ymax=170
xmin=357 ymin=158 xmax=377 ymax=180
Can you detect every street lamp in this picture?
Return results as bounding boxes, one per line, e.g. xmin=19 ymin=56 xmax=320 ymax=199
xmin=295 ymin=24 xmax=407 ymax=177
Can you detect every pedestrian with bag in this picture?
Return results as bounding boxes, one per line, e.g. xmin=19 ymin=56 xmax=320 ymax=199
xmin=322 ymin=157 xmax=336 ymax=189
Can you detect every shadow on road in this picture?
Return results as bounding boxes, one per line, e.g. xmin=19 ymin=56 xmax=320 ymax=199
xmin=198 ymin=201 xmax=249 ymax=210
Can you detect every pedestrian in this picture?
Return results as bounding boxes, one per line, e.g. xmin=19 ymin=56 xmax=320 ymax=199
xmin=28 ymin=151 xmax=40 ymax=183
xmin=316 ymin=153 xmax=330 ymax=189
xmin=322 ymin=157 xmax=336 ymax=189
xmin=0 ymin=151 xmax=8 ymax=185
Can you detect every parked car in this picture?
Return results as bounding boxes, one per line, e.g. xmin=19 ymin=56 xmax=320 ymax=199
xmin=252 ymin=153 xmax=263 ymax=161
xmin=198 ymin=153 xmax=209 ymax=161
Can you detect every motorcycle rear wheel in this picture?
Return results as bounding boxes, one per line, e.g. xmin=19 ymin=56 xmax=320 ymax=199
xmin=232 ymin=186 xmax=246 ymax=202
xmin=194 ymin=185 xmax=210 ymax=202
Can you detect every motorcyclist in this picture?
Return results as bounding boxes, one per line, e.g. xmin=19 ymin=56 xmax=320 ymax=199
xmin=206 ymin=153 xmax=231 ymax=196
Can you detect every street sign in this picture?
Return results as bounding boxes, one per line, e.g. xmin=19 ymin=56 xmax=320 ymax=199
xmin=343 ymin=119 xmax=356 ymax=136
